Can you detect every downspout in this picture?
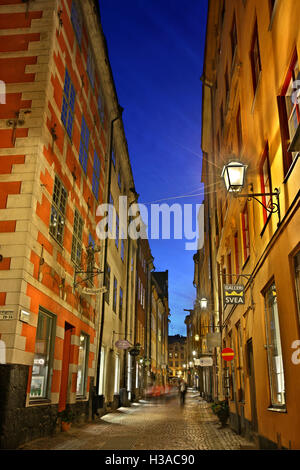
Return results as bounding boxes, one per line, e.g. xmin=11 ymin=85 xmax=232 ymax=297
xmin=95 ymin=107 xmax=123 ymax=407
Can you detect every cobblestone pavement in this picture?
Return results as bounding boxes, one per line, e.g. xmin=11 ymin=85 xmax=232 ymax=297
xmin=19 ymin=391 xmax=253 ymax=450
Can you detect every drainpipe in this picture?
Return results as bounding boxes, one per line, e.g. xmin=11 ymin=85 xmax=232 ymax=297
xmin=95 ymin=107 xmax=123 ymax=409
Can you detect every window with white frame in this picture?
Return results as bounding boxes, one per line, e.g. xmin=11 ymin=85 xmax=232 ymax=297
xmin=264 ymin=282 xmax=286 ymax=407
xmin=49 ymin=176 xmax=67 ymax=245
xmin=76 ymin=332 xmax=89 ymax=396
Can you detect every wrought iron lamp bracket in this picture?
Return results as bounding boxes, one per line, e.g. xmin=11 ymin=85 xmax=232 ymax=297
xmin=234 ymin=187 xmax=281 ymax=225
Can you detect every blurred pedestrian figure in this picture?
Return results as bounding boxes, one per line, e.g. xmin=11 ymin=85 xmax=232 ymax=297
xmin=179 ymin=380 xmax=187 ymax=406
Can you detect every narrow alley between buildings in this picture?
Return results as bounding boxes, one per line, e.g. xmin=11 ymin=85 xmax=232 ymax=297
xmin=18 ymin=390 xmax=253 ymax=451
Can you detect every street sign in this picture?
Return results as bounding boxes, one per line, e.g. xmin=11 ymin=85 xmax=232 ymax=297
xmin=221 ymin=347 xmax=234 ymax=361
xmin=224 ymin=284 xmax=245 ymax=305
xmin=115 ymin=339 xmax=131 ymax=350
xmin=196 ymin=357 xmax=213 ymax=367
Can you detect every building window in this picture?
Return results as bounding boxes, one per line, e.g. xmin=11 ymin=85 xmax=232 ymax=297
xmin=236 ymin=321 xmax=245 ymax=401
xmin=98 ymin=92 xmax=104 ymax=123
xmin=118 ymin=170 xmax=122 ymax=190
xmin=108 ymin=192 xmax=114 ymax=234
xmin=234 ymin=232 xmax=240 ymax=275
xmin=79 ymin=116 xmax=90 ymax=174
xmin=30 ymin=309 xmax=55 ymax=399
xmin=112 ymin=146 xmax=116 ymax=168
xmin=225 ymin=66 xmax=229 ymax=109
xmin=104 ymin=263 xmax=110 ymax=304
xmin=277 ymin=51 xmax=300 ymax=175
xmin=61 ymin=69 xmax=75 ymax=140
xmin=264 ymin=282 xmax=286 ymax=407
xmin=230 ymin=14 xmax=237 ymax=63
xmin=236 ymin=106 xmax=242 ymax=154
xmin=92 ymin=151 xmax=101 ymax=200
xmin=241 ymin=204 xmax=250 ymax=264
xmin=220 ymin=102 xmax=224 ymax=132
xmin=71 ymin=0 xmax=82 ymax=46
xmin=71 ymin=209 xmax=83 ymax=266
xmin=113 ymin=276 xmax=117 ymax=313
xmin=49 ymin=176 xmax=67 ymax=245
xmin=115 ymin=213 xmax=119 ymax=248
xmin=114 ymin=354 xmax=120 ymax=394
xmin=260 ymin=144 xmax=272 ymax=225
xmin=294 ymin=250 xmax=300 ymax=325
xmin=250 ymin=20 xmax=262 ymax=94
xmin=119 ymin=286 xmax=123 ymax=320
xmin=76 ymin=332 xmax=89 ymax=396
xmin=121 ymin=238 xmax=125 ymax=262
xmin=87 ymin=47 xmax=95 ymax=89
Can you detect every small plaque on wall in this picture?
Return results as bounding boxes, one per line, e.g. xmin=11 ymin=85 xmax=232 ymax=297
xmin=0 ymin=310 xmax=15 ymax=320
xmin=19 ymin=309 xmax=30 ymax=323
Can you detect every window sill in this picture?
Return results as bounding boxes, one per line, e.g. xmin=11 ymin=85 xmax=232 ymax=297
xmin=76 ymin=396 xmax=88 ymax=402
xmin=267 ymin=406 xmax=287 ymax=413
xmin=28 ymin=398 xmax=52 ymax=406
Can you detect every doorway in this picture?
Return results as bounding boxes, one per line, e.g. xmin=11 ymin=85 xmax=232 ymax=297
xmin=58 ymin=322 xmax=73 ymax=412
xmin=247 ymin=339 xmax=258 ymax=432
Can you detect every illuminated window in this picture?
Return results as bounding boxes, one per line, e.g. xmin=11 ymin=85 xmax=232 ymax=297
xmin=264 ymin=282 xmax=285 ymax=407
xmin=30 ymin=309 xmax=55 ymax=399
xmin=76 ymin=333 xmax=89 ymax=396
xmin=50 ymin=176 xmax=67 ymax=245
xmin=277 ymin=51 xmax=300 ymax=175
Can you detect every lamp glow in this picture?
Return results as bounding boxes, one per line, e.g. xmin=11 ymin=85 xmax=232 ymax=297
xmin=221 ymin=161 xmax=247 ymax=193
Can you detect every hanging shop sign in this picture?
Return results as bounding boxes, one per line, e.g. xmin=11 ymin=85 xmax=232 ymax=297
xmin=206 ymin=332 xmax=221 ymax=348
xmin=81 ymin=286 xmax=107 ymax=295
xmin=223 ymin=284 xmax=245 ymax=305
xmin=195 ymin=357 xmax=213 ymax=367
xmin=221 ymin=347 xmax=235 ymax=362
xmin=115 ymin=339 xmax=131 ymax=350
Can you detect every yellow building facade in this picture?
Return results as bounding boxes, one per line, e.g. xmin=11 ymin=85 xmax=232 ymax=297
xmin=201 ymin=0 xmax=300 ymax=449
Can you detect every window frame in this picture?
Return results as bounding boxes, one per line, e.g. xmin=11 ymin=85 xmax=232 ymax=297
xmin=71 ymin=0 xmax=83 ymax=47
xmin=260 ymin=143 xmax=273 ymax=226
xmin=79 ymin=116 xmax=90 ymax=175
xmin=76 ymin=332 xmax=89 ymax=398
xmin=104 ymin=263 xmax=111 ymax=304
xmin=263 ymin=281 xmax=286 ymax=409
xmin=61 ymin=69 xmax=76 ymax=140
xmin=49 ymin=175 xmax=67 ymax=246
xmin=71 ymin=209 xmax=84 ymax=267
xmin=113 ymin=276 xmax=117 ymax=313
xmin=250 ymin=20 xmax=262 ymax=95
xmin=29 ymin=307 xmax=56 ymax=402
xmin=92 ymin=151 xmax=101 ymax=200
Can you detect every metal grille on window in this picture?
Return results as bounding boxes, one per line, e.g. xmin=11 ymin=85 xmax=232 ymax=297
xmin=50 ymin=176 xmax=67 ymax=245
xmin=79 ymin=116 xmax=89 ymax=174
xmin=71 ymin=0 xmax=82 ymax=46
xmin=61 ymin=69 xmax=76 ymax=139
xmin=71 ymin=210 xmax=83 ymax=266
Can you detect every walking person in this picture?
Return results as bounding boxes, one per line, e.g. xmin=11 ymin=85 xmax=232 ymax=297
xmin=179 ymin=380 xmax=187 ymax=406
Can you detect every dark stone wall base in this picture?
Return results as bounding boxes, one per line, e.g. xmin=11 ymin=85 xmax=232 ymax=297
xmin=229 ymin=410 xmax=287 ymax=450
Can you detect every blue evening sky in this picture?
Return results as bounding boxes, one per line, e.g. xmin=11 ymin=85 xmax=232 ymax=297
xmin=99 ymin=0 xmax=208 ymax=336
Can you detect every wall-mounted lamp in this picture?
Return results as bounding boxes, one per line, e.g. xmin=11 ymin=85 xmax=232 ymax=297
xmin=221 ymin=161 xmax=281 ymax=225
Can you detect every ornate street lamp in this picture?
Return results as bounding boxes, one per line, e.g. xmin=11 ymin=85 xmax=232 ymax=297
xmin=194 ymin=334 xmax=200 ymax=342
xmin=200 ymin=297 xmax=208 ymax=310
xmin=221 ymin=160 xmax=281 ymax=225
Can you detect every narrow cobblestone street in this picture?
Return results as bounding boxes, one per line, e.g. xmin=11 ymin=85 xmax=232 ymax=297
xmin=19 ymin=391 xmax=253 ymax=451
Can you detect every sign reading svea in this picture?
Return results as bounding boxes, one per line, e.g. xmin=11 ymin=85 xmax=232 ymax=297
xmin=224 ymin=284 xmax=245 ymax=305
